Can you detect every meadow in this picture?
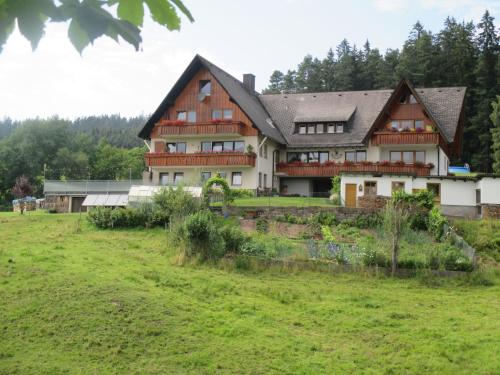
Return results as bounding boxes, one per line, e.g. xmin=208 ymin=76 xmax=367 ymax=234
xmin=1 ymin=212 xmax=499 ymax=374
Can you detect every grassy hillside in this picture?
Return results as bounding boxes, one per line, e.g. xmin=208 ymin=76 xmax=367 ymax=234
xmin=1 ymin=212 xmax=499 ymax=374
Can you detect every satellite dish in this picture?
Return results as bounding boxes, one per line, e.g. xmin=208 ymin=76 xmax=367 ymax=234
xmin=198 ymin=92 xmax=207 ymax=102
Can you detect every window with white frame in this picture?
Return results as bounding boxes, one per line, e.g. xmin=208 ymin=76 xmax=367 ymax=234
xmin=231 ymin=172 xmax=242 ymax=186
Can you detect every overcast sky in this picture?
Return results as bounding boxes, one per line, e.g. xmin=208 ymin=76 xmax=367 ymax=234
xmin=0 ymin=0 xmax=498 ymax=120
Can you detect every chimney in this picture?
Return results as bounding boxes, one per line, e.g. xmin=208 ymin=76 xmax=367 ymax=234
xmin=243 ymin=74 xmax=255 ymax=92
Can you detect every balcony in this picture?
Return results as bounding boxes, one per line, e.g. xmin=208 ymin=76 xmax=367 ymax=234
xmin=154 ymin=120 xmax=257 ymax=137
xmin=145 ymin=152 xmax=256 ymax=167
xmin=276 ymin=161 xmax=433 ymax=177
xmin=371 ymin=131 xmax=439 ymax=146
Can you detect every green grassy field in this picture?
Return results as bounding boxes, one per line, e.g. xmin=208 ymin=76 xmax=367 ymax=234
xmin=213 ymin=196 xmax=335 ymax=207
xmin=1 ymin=212 xmax=499 ymax=374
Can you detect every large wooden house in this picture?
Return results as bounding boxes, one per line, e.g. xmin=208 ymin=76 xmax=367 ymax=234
xmin=139 ymin=55 xmax=466 ymax=200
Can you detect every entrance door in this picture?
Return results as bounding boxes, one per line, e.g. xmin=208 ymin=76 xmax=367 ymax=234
xmin=71 ymin=197 xmax=86 ymax=213
xmin=345 ymin=184 xmax=357 ymax=208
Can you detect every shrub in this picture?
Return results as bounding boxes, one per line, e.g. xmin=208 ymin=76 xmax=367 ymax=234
xmin=230 ymin=188 xmax=254 ymax=199
xmin=87 ymin=206 xmax=152 ymax=228
xmin=183 ymin=211 xmax=226 ymax=260
xmin=256 ymin=217 xmax=269 ymax=233
xmin=219 ymin=225 xmax=246 ymax=253
xmin=354 ymin=213 xmax=382 ymax=229
xmin=154 ymin=186 xmax=200 ymax=225
xmin=428 ymin=206 xmax=447 ymax=240
xmin=362 ymin=247 xmax=389 ymax=267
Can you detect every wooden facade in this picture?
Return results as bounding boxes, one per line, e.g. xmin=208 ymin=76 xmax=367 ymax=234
xmin=151 ymin=67 xmax=257 ymax=137
xmin=145 ymin=152 xmax=256 ymax=167
xmin=371 ymin=131 xmax=440 ymax=145
xmin=276 ymin=163 xmax=432 ymax=177
xmin=152 ymin=121 xmax=257 ymax=138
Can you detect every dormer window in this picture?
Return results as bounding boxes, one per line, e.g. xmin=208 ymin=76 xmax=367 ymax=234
xmin=299 ymin=125 xmax=306 ymax=134
xmin=296 ymin=122 xmax=345 ymax=134
xmin=199 ymin=80 xmax=211 ymax=96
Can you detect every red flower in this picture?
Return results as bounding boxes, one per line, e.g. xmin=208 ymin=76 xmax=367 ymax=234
xmin=379 ymin=160 xmax=390 ymax=166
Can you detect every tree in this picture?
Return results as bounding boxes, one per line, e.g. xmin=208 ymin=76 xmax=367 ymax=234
xmin=295 ymin=55 xmax=324 ymax=92
xmin=0 ymin=0 xmax=194 ymax=54
xmin=12 ymin=175 xmax=33 ymax=214
xmin=383 ymin=192 xmax=411 ymax=276
xmin=263 ymin=70 xmax=284 ymax=94
xmin=491 ymin=96 xmax=500 ymax=173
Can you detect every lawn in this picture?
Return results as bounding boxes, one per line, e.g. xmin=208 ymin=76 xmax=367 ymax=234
xmin=213 ymin=196 xmax=336 ymax=207
xmin=1 ymin=212 xmax=499 ymax=374
xmin=453 ymin=219 xmax=500 ymax=262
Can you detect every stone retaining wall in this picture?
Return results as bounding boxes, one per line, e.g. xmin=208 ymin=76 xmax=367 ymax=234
xmin=214 ymin=205 xmax=379 ymax=220
xmin=482 ymin=204 xmax=500 ymax=219
xmin=357 ymin=195 xmax=389 ymax=209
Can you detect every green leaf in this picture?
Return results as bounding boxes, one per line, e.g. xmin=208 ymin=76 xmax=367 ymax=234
xmin=169 ymin=0 xmax=194 ymax=22
xmin=11 ymin=0 xmax=49 ymax=50
xmin=117 ymin=0 xmax=144 ymax=27
xmin=0 ymin=16 xmax=15 ymax=53
xmin=108 ymin=19 xmax=142 ymax=50
xmin=145 ymin=0 xmax=180 ymax=31
xmin=68 ymin=18 xmax=90 ymax=54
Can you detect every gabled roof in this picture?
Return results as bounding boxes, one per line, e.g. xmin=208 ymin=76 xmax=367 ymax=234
xmin=259 ymin=90 xmax=392 ymax=148
xmin=138 ymin=55 xmax=286 ymax=143
xmin=364 ymin=80 xmax=466 ymax=144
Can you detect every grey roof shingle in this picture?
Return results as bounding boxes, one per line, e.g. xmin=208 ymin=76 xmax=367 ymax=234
xmin=139 ymin=55 xmax=466 ymax=148
xmin=139 ymin=55 xmax=286 ymax=143
xmin=259 ymin=90 xmax=393 ymax=147
xmin=415 ymin=87 xmax=466 ymax=143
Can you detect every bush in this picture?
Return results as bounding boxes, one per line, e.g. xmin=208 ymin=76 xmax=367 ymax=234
xmin=256 ymin=217 xmax=269 ymax=233
xmin=428 ymin=206 xmax=447 ymax=240
xmin=230 ymin=188 xmax=254 ymax=199
xmin=153 ymin=186 xmax=200 ymax=226
xmin=362 ymin=247 xmax=389 ymax=267
xmin=183 ymin=210 xmax=226 ymax=260
xmin=88 ymin=206 xmax=155 ymax=229
xmin=219 ymin=225 xmax=246 ymax=253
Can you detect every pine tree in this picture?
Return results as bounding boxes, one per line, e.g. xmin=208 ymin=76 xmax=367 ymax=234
xmin=263 ymin=70 xmax=284 ymax=94
xmin=466 ymin=10 xmax=499 ymax=171
xmin=322 ymin=48 xmax=336 ymax=91
xmin=282 ymin=70 xmax=297 ymax=93
xmin=490 ymin=96 xmax=500 ymax=173
xmin=334 ymin=39 xmax=355 ymax=90
xmin=295 ymin=55 xmax=324 ymax=92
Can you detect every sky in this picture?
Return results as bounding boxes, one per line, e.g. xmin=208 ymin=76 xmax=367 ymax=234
xmin=0 ymin=0 xmax=498 ymax=120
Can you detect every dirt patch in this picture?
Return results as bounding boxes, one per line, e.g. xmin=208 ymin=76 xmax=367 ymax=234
xmin=239 ymin=219 xmax=256 ymax=233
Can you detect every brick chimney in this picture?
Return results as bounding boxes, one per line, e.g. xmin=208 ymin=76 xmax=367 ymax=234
xmin=243 ymin=74 xmax=255 ymax=92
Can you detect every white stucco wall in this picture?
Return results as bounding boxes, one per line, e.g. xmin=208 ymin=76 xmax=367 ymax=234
xmin=477 ymin=178 xmax=500 ymax=204
xmin=257 ymin=136 xmax=279 ymax=189
xmin=341 ymin=175 xmax=414 ymax=203
xmin=413 ymin=178 xmax=476 ymax=206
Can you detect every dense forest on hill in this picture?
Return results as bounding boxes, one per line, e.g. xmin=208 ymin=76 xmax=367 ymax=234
xmin=0 ymin=115 xmax=148 ymax=209
xmin=263 ymin=11 xmax=500 ymax=172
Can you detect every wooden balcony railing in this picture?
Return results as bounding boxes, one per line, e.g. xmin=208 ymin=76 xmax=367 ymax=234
xmin=371 ymin=131 xmax=440 ymax=146
xmin=276 ymin=162 xmax=433 ymax=177
xmin=145 ymin=152 xmax=257 ymax=167
xmin=154 ymin=121 xmax=257 ymax=137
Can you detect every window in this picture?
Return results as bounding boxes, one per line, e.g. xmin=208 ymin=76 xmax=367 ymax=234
xmin=307 ymin=124 xmax=315 ymax=134
xmin=263 ymin=144 xmax=268 ymax=159
xmin=392 ymin=181 xmax=405 ymax=193
xmin=201 ymin=142 xmax=211 ymax=152
xmin=263 ymin=174 xmax=267 ymax=188
xmin=409 ymin=94 xmax=417 ymax=104
xmin=345 ymin=151 xmax=356 ymax=162
xmin=327 ymin=124 xmax=335 ymax=134
xmin=287 ymin=152 xmax=329 ymax=163
xmin=174 ymin=172 xmax=184 ymax=184
xmin=212 ymin=141 xmax=223 ymax=152
xmin=234 ymin=141 xmax=244 ymax=152
xmin=356 ymin=151 xmax=366 ymax=162
xmin=391 ymin=120 xmax=400 ymax=130
xmin=399 ymin=94 xmax=407 ymax=104
xmin=159 ymin=173 xmax=169 ymax=186
xmin=319 ymin=151 xmax=329 ymax=163
xmin=345 ymin=150 xmax=366 ymax=162
xmin=201 ymin=172 xmax=211 ymax=182
xmin=187 ymin=111 xmax=196 ymax=123
xmin=231 ymin=172 xmax=242 ymax=186
xmin=177 ymin=111 xmax=187 ymax=121
xmin=316 ymin=124 xmax=324 ymax=134
xmin=258 ymin=172 xmax=262 ymax=188
xmin=202 ymin=141 xmax=244 ymax=152
xmin=299 ymin=125 xmax=307 ymax=134
xmin=166 ymin=142 xmax=186 ymax=153
xmin=403 ymin=151 xmax=413 ymax=163
xmin=390 ymin=151 xmax=426 ymax=163
xmin=426 ymin=183 xmax=440 ymax=201
xmin=199 ymin=80 xmax=211 ymax=96
xmin=218 ymin=172 xmax=227 ymax=179
xmin=336 ymin=123 xmax=344 ymax=133
xmin=401 ymin=120 xmax=413 ymax=131
xmin=364 ymin=181 xmax=377 ymax=196
xmin=211 ymin=109 xmax=222 ymax=120
xmin=415 ymin=120 xmax=424 ymax=131
xmin=223 ymin=109 xmax=233 ymax=120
